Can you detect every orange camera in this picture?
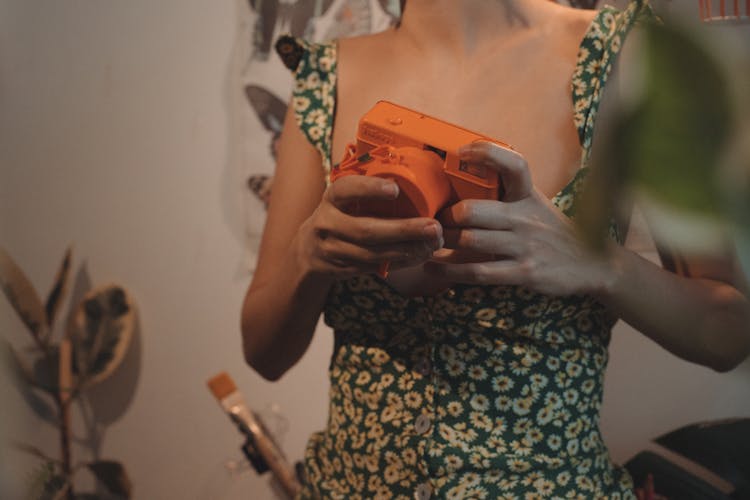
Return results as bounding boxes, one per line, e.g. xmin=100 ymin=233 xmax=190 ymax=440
xmin=330 ymin=100 xmax=511 ymax=219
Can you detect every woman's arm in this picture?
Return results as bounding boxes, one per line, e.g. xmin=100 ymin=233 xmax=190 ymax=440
xmin=240 ymin=105 xmax=332 ymax=381
xmin=241 ymin=104 xmax=443 ymax=381
xmin=599 ymin=244 xmax=750 ymax=372
xmin=426 ymin=142 xmax=750 ymax=372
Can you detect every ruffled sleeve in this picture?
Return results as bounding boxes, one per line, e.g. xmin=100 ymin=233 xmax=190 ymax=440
xmin=275 ymin=35 xmax=338 ymax=177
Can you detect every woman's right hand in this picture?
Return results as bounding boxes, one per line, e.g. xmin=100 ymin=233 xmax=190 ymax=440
xmin=294 ymin=175 xmax=444 ymax=279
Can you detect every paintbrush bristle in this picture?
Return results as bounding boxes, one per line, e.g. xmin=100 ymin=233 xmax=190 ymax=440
xmin=207 ymin=372 xmax=237 ymax=400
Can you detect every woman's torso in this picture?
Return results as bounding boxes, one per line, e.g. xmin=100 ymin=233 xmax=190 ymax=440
xmin=279 ymin=2 xmax=651 ymax=498
xmin=332 ymin=4 xmax=599 ymax=295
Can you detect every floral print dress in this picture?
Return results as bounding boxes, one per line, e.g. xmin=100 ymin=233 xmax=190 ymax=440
xmin=275 ymin=2 xmax=653 ymax=498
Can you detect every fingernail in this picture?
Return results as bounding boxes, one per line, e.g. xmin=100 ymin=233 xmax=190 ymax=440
xmin=423 ymin=223 xmax=438 ymax=237
xmin=382 ymin=182 xmax=399 ymax=197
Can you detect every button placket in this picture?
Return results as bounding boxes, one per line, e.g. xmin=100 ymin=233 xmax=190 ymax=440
xmin=415 ymin=297 xmax=438 ymax=488
xmin=415 ymin=481 xmax=433 ymax=500
xmin=414 ymin=413 xmax=432 ymax=435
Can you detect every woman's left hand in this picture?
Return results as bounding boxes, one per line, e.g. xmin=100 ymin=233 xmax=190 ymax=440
xmin=425 ymin=141 xmax=619 ymax=297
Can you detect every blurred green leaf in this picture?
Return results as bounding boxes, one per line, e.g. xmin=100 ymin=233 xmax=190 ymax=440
xmin=724 ymin=121 xmax=750 ymax=280
xmin=0 ymin=247 xmax=48 ymax=343
xmin=580 ymin=20 xmax=737 ymax=253
xmin=621 ymin=22 xmax=732 ymax=215
xmin=87 ymin=460 xmax=132 ymax=498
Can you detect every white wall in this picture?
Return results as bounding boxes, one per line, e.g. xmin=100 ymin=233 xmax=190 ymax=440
xmin=0 ymin=1 xmax=748 ymax=499
xmin=0 ymin=1 xmax=331 ymax=498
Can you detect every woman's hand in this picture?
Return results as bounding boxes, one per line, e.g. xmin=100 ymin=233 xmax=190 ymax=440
xmin=295 ymin=174 xmax=444 ymax=279
xmin=425 ymin=141 xmax=618 ymax=297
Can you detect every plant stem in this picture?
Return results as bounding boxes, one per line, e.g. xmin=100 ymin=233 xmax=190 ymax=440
xmin=58 ymin=338 xmax=74 ymax=500
xmin=60 ymin=398 xmax=74 ymax=500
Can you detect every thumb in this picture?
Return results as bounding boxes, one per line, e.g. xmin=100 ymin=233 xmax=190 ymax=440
xmin=459 ymin=141 xmax=532 ymax=202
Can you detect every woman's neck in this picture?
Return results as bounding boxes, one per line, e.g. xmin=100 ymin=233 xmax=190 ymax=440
xmin=397 ymin=0 xmax=550 ymax=58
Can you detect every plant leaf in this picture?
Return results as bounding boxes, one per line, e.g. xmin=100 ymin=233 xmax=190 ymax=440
xmin=13 ymin=441 xmax=58 ymax=463
xmin=724 ymin=119 xmax=750 ymax=282
xmin=33 ymin=344 xmax=61 ymax=394
xmin=25 ymin=461 xmax=66 ymax=500
xmin=45 ymin=247 xmax=73 ymax=331
xmin=3 ymin=340 xmax=58 ymax=420
xmin=87 ymin=460 xmax=132 ymax=497
xmin=68 ymin=285 xmax=135 ymax=387
xmin=3 ymin=338 xmax=35 ymax=385
xmin=611 ymin=22 xmax=731 ymax=217
xmin=1 ymin=341 xmax=62 ymax=395
xmin=50 ymin=482 xmax=73 ymax=500
xmin=0 ymin=247 xmax=48 ymax=342
xmin=579 ymin=22 xmax=734 ymax=252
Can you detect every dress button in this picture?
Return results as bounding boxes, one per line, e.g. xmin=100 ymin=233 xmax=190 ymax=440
xmin=415 ymin=482 xmax=432 ymax=500
xmin=415 ymin=358 xmax=431 ymax=377
xmin=414 ymin=414 xmax=432 ymax=435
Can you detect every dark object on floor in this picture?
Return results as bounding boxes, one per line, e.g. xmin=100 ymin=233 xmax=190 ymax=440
xmin=655 ymin=418 xmax=750 ymax=496
xmin=625 ymin=418 xmax=750 ymax=500
xmin=626 ymin=451 xmax=731 ymax=500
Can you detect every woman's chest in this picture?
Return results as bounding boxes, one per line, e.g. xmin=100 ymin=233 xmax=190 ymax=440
xmin=332 ymin=40 xmax=585 ymax=199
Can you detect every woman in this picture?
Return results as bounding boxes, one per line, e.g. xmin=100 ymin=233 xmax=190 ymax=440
xmin=241 ymin=1 xmax=750 ymax=498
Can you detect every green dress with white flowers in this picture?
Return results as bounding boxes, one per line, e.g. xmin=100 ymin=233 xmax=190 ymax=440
xmin=275 ymin=2 xmax=653 ymax=498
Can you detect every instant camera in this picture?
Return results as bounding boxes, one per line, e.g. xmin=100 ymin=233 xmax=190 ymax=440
xmin=330 ymin=100 xmax=511 ymax=218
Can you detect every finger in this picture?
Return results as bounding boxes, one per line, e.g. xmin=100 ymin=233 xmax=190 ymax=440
xmin=317 ymin=235 xmax=441 ymax=267
xmin=426 ymin=248 xmax=462 ymax=263
xmin=318 ymin=258 xmax=380 ymax=279
xmin=325 ymin=175 xmax=399 ymax=209
xmin=443 ymin=228 xmax=522 ymax=257
xmin=459 ymin=141 xmax=532 ymax=201
xmin=438 ymin=199 xmax=514 ymax=230
xmin=424 ymin=259 xmax=526 ymax=286
xmin=428 ymin=248 xmax=499 ymax=265
xmin=322 ymin=209 xmax=444 ymax=247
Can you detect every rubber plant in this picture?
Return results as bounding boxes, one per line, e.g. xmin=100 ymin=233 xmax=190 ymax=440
xmin=1 ymin=246 xmax=136 ymax=499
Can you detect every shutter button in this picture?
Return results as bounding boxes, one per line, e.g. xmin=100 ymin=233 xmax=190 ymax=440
xmin=415 ymin=482 xmax=432 ymax=500
xmin=415 ymin=414 xmax=432 ymax=435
